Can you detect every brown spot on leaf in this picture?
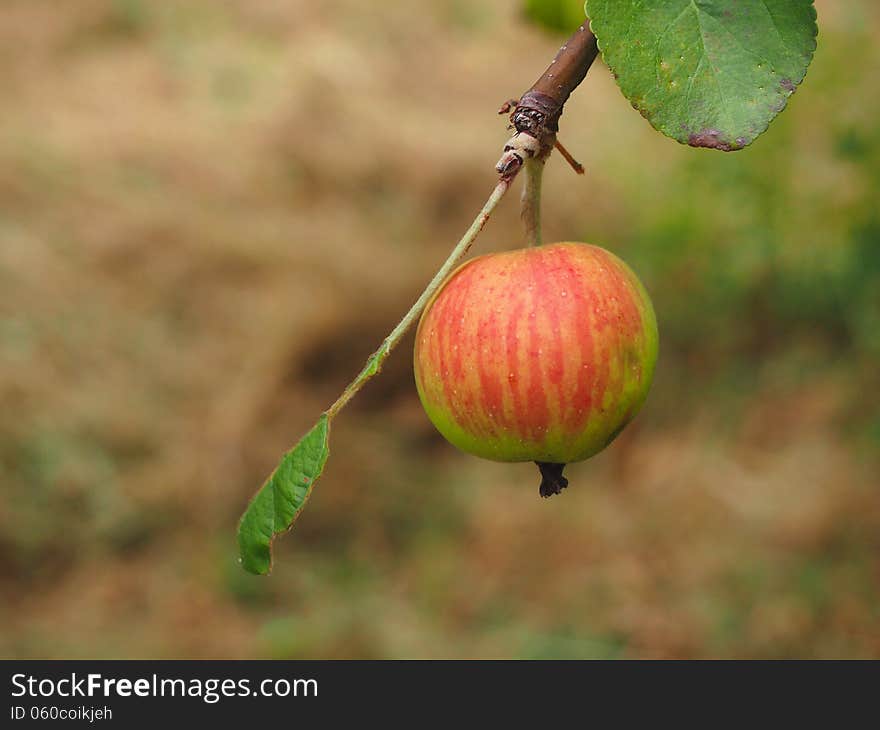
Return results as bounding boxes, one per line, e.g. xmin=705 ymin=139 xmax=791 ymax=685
xmin=687 ymin=128 xmax=744 ymax=152
xmin=780 ymin=78 xmax=796 ymax=93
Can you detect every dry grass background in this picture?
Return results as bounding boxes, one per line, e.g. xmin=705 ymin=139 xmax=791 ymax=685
xmin=0 ymin=0 xmax=878 ymax=658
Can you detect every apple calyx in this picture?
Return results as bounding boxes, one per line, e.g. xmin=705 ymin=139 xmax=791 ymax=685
xmin=536 ymin=461 xmax=569 ymax=498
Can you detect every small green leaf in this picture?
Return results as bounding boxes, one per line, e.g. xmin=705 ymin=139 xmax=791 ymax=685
xmin=360 ymin=342 xmax=387 ymax=379
xmin=237 ymin=415 xmax=330 ymax=575
xmin=585 ymin=0 xmax=818 ymax=150
xmin=524 ymin=0 xmax=587 ymax=34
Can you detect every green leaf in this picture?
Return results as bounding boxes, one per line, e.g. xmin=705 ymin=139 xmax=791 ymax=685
xmin=237 ymin=415 xmax=330 ymax=575
xmin=585 ymin=0 xmax=818 ymax=150
xmin=524 ymin=0 xmax=587 ymax=34
xmin=359 ymin=342 xmax=387 ymax=379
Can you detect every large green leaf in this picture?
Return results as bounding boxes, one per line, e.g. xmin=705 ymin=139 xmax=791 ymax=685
xmin=585 ymin=0 xmax=818 ymax=150
xmin=237 ymin=415 xmax=330 ymax=575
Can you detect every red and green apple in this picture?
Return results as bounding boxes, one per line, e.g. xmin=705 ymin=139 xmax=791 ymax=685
xmin=413 ymin=241 xmax=658 ymax=496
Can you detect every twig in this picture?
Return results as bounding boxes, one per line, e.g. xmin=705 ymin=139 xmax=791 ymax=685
xmin=506 ymin=23 xmax=600 ymax=159
xmin=326 ymin=177 xmax=513 ymax=419
xmin=554 ymin=139 xmax=585 ymax=174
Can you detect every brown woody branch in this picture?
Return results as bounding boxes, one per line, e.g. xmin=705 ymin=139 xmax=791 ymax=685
xmin=496 ymin=22 xmax=600 ymax=177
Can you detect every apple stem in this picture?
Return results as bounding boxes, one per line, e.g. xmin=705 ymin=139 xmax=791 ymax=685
xmin=521 ymin=156 xmax=545 ymax=247
xmin=326 ymin=177 xmax=513 ymax=420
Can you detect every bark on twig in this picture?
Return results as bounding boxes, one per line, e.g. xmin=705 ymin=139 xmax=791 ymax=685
xmin=500 ymin=22 xmax=600 ymax=165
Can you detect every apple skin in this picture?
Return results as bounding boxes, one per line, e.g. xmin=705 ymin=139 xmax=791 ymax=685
xmin=413 ymin=242 xmax=658 ymax=465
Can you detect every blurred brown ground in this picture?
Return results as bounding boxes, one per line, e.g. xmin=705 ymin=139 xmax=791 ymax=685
xmin=0 ymin=0 xmax=878 ymax=658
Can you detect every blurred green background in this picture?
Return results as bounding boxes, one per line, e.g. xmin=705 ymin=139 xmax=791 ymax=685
xmin=1 ymin=0 xmax=877 ymax=659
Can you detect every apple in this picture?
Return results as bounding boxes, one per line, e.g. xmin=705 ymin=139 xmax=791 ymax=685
xmin=413 ymin=241 xmax=658 ymax=496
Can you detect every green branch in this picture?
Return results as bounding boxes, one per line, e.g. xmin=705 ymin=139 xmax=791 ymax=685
xmin=237 ymin=178 xmax=512 ymax=574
